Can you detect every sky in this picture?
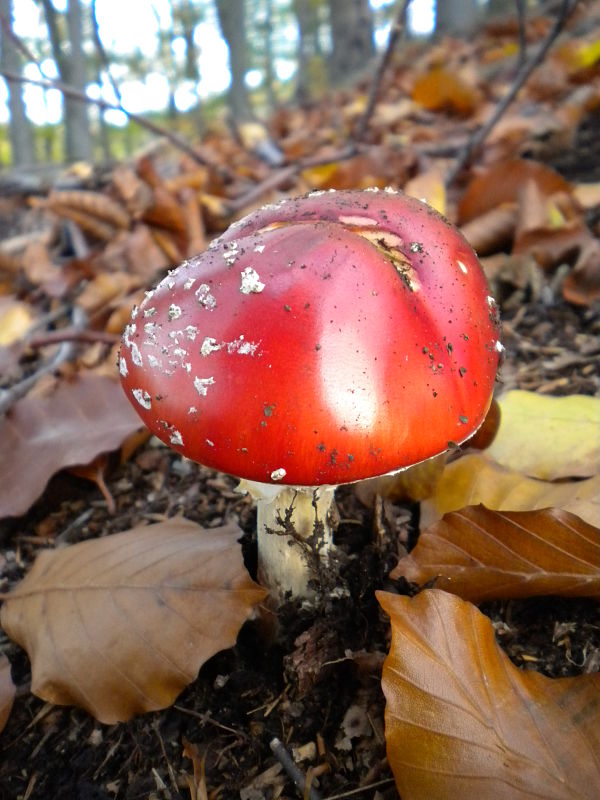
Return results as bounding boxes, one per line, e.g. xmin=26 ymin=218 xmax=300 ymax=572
xmin=0 ymin=0 xmax=435 ymax=127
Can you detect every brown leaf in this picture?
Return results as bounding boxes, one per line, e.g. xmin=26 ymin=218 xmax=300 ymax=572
xmin=378 ymin=589 xmax=600 ymax=800
xmin=460 ymin=204 xmax=518 ymax=256
xmin=391 ymin=506 xmax=600 ymax=602
xmin=562 ymin=239 xmax=600 ymax=306
xmin=458 ymin=160 xmax=572 ymax=223
xmin=0 ymin=374 xmax=142 ymax=518
xmin=412 ymin=66 xmax=481 ymax=116
xmin=0 ymin=655 xmax=16 ymax=735
xmin=0 ymin=519 xmax=267 ymax=723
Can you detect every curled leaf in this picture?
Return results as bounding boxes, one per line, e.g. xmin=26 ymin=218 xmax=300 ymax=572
xmin=391 ymin=506 xmax=600 ymax=602
xmin=378 ymin=589 xmax=600 ymax=800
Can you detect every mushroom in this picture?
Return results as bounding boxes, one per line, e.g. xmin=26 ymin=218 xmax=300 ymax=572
xmin=119 ymin=189 xmax=501 ymax=600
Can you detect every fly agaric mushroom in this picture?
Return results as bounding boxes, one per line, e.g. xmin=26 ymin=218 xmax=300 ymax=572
xmin=119 ymin=189 xmax=501 ymax=599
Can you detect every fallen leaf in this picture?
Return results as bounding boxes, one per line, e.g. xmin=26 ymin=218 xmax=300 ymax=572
xmin=403 ymin=167 xmax=447 ymax=215
xmin=0 ymin=655 xmax=15 ymax=735
xmin=458 ymin=160 xmax=572 ymax=223
xmin=391 ymin=506 xmax=600 ymax=601
xmin=412 ymin=66 xmax=481 ymax=116
xmin=378 ymin=589 xmax=600 ymax=800
xmin=562 ymin=239 xmax=600 ymax=306
xmin=464 ymin=397 xmax=501 ymax=450
xmin=354 ymin=454 xmax=447 ymax=507
xmin=460 ymin=203 xmax=518 ymax=256
xmin=419 ymin=453 xmax=600 ymax=530
xmin=0 ymin=373 xmax=142 ymax=518
xmin=0 ymin=519 xmax=267 ymax=723
xmin=487 ymin=391 xmax=600 ymax=480
xmin=0 ymin=298 xmax=34 ymax=345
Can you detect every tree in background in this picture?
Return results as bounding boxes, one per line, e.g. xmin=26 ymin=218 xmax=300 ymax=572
xmin=293 ymin=0 xmax=326 ymax=103
xmin=40 ymin=0 xmax=91 ymax=161
xmin=214 ymin=0 xmax=252 ymax=121
xmin=0 ymin=0 xmax=35 ymax=164
xmin=436 ymin=0 xmax=481 ymax=36
xmin=327 ymin=0 xmax=375 ymax=85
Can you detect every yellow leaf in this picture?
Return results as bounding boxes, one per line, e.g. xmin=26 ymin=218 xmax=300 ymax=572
xmin=420 ymin=452 xmax=600 ymax=530
xmin=0 ymin=301 xmax=33 ymax=345
xmin=487 ymin=391 xmax=600 ymax=480
xmin=404 ymin=168 xmax=447 ymax=215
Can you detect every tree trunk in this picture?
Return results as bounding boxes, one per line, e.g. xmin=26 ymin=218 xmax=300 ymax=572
xmin=435 ymin=0 xmax=480 ymax=36
xmin=327 ymin=0 xmax=374 ymax=85
xmin=214 ymin=0 xmax=252 ymax=121
xmin=41 ymin=0 xmax=92 ymax=161
xmin=0 ymin=0 xmax=35 ymax=164
xmin=293 ymin=0 xmax=323 ymax=102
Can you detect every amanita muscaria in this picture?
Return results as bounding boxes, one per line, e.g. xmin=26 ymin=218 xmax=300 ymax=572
xmin=120 ymin=189 xmax=501 ymax=599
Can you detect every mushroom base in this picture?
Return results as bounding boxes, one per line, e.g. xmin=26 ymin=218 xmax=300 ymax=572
xmin=239 ymin=481 xmax=336 ymax=599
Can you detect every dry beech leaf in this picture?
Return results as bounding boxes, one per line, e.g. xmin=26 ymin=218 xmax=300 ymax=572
xmin=487 ymin=391 xmax=600 ymax=480
xmin=391 ymin=506 xmax=600 ymax=602
xmin=460 ymin=203 xmax=518 ymax=256
xmin=403 ymin=167 xmax=447 ymax=216
xmin=411 ymin=66 xmax=481 ymax=115
xmin=378 ymin=589 xmax=600 ymax=800
xmin=0 ymin=374 xmax=142 ymax=518
xmin=458 ymin=160 xmax=571 ymax=223
xmin=419 ymin=453 xmax=600 ymax=530
xmin=0 ymin=655 xmax=16 ymax=735
xmin=354 ymin=454 xmax=447 ymax=507
xmin=0 ymin=519 xmax=267 ymax=724
xmin=562 ymin=238 xmax=600 ymax=306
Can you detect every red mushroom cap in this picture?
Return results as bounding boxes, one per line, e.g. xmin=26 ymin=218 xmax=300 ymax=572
xmin=119 ymin=189 xmax=501 ymax=486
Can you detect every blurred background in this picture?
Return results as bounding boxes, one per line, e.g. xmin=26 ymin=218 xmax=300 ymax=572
xmin=0 ymin=0 xmax=522 ymax=166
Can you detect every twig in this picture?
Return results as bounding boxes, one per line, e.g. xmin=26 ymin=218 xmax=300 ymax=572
xmin=0 ymin=306 xmax=88 ymax=416
xmin=446 ymin=0 xmax=579 ymax=187
xmin=226 ymin=144 xmax=359 ymax=215
xmin=354 ymin=0 xmax=411 ymax=142
xmin=323 ymin=778 xmax=396 ymax=799
xmin=90 ymin=0 xmax=124 ymax=108
xmin=515 ymin=0 xmax=528 ymax=68
xmin=270 ymin=737 xmax=323 ymax=800
xmin=0 ymin=68 xmax=235 ymax=180
xmin=27 ymin=328 xmax=120 ymax=348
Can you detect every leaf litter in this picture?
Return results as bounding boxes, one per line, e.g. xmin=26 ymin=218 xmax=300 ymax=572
xmin=0 ymin=5 xmax=600 ymax=798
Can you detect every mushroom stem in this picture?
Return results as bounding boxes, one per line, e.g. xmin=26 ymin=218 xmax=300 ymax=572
xmin=239 ymin=481 xmax=336 ymax=599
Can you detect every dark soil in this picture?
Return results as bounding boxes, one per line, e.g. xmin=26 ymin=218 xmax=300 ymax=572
xmin=0 ymin=291 xmax=599 ymax=800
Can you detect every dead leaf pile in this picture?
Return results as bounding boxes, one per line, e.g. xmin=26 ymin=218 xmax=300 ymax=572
xmin=380 ymin=388 xmax=600 ymax=797
xmin=0 ymin=5 xmax=598 ymax=798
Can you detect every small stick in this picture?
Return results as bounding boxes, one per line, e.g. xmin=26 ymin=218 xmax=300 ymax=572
xmin=27 ymin=328 xmax=120 ymax=349
xmin=446 ymin=0 xmax=579 ymax=187
xmin=354 ymin=0 xmax=411 ymax=142
xmin=0 ymin=68 xmax=235 ymax=179
xmin=226 ymin=144 xmax=359 ymax=215
xmin=515 ymin=0 xmax=528 ymax=68
xmin=270 ymin=737 xmax=323 ymax=800
xmin=322 ymin=778 xmax=396 ymax=799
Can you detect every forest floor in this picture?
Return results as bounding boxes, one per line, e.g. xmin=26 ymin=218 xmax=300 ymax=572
xmin=0 ymin=297 xmax=598 ymax=800
xmin=1 ymin=6 xmax=600 ymax=799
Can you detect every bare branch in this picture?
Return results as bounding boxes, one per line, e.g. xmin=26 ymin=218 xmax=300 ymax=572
xmin=354 ymin=0 xmax=411 ymax=142
xmin=0 ymin=68 xmax=235 ymax=180
xmin=446 ymin=0 xmax=579 ymax=187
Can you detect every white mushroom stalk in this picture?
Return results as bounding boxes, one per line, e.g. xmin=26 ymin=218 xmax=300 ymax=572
xmin=238 ymin=481 xmax=336 ymax=599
